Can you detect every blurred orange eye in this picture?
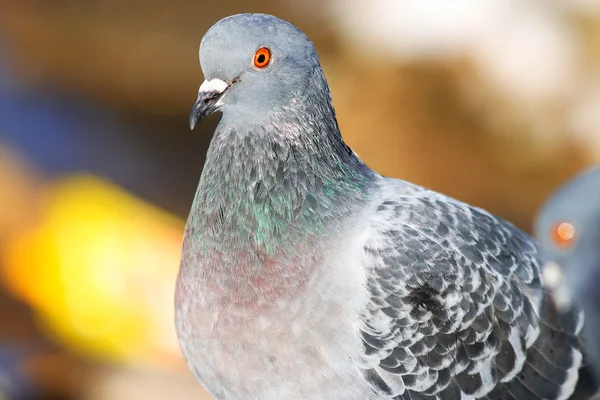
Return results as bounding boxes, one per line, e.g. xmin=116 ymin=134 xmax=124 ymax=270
xmin=254 ymin=47 xmax=271 ymax=68
xmin=551 ymin=222 xmax=576 ymax=248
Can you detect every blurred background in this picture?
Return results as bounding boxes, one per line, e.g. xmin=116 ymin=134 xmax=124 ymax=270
xmin=0 ymin=0 xmax=599 ymax=398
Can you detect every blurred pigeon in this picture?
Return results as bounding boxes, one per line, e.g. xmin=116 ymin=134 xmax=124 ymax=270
xmin=176 ymin=13 xmax=595 ymax=400
xmin=535 ymin=166 xmax=600 ymax=382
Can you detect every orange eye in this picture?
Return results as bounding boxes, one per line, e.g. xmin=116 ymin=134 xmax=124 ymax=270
xmin=551 ymin=222 xmax=576 ymax=248
xmin=254 ymin=47 xmax=271 ymax=68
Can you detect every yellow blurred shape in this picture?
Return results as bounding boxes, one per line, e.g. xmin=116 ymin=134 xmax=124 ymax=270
xmin=1 ymin=174 xmax=185 ymax=367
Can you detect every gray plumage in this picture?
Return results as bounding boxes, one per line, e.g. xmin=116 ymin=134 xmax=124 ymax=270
xmin=535 ymin=165 xmax=600 ymax=383
xmin=176 ymin=13 xmax=593 ymax=400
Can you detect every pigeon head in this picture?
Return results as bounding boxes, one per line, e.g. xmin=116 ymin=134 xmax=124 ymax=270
xmin=534 ymin=165 xmax=600 ymax=310
xmin=190 ymin=14 xmax=322 ymax=129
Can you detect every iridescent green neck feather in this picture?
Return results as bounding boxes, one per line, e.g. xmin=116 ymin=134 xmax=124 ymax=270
xmin=187 ymin=69 xmax=373 ymax=259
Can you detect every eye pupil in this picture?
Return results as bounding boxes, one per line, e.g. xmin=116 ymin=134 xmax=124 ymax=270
xmin=257 ymin=54 xmax=265 ymax=63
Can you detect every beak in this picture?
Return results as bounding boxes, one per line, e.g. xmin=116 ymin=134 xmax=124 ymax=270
xmin=189 ymin=78 xmax=230 ymax=130
xmin=541 ymin=261 xmax=572 ymax=312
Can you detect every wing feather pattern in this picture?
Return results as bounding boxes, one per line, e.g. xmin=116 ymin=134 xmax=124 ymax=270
xmin=357 ymin=181 xmax=586 ymax=400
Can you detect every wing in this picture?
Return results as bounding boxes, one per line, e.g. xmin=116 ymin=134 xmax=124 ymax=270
xmin=356 ymin=180 xmax=586 ymax=400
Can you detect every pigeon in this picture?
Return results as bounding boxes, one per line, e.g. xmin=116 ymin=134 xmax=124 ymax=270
xmin=176 ymin=13 xmax=595 ymax=400
xmin=535 ymin=165 xmax=600 ymax=382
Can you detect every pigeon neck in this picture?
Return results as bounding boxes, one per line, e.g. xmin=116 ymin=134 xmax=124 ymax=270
xmin=181 ymin=73 xmax=374 ymax=309
xmin=187 ymin=78 xmax=374 ymax=253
